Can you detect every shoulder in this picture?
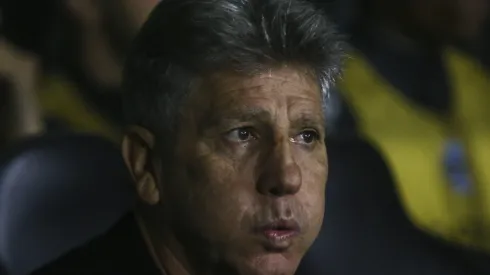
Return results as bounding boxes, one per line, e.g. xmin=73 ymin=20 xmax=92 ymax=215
xmin=32 ymin=213 xmax=158 ymax=275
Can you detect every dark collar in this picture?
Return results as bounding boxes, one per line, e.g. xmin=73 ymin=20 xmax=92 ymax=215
xmin=32 ymin=213 xmax=161 ymax=275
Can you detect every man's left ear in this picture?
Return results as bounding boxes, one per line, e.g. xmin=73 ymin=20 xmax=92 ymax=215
xmin=122 ymin=126 xmax=160 ymax=205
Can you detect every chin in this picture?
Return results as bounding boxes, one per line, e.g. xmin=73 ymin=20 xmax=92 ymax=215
xmin=244 ymin=252 xmax=300 ymax=275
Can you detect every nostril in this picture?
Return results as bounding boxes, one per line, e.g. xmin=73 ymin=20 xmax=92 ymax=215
xmin=268 ymin=186 xmax=283 ymax=196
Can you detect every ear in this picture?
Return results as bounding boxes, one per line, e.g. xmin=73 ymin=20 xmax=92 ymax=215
xmin=122 ymin=126 xmax=160 ymax=205
xmin=66 ymin=0 xmax=99 ymax=27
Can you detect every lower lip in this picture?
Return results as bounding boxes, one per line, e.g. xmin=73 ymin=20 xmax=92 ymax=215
xmin=261 ymin=230 xmax=298 ymax=250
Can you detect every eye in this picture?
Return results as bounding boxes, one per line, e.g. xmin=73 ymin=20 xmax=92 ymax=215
xmin=225 ymin=127 xmax=257 ymax=143
xmin=293 ymin=129 xmax=320 ymax=145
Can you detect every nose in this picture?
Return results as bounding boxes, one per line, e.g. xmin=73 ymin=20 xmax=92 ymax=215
xmin=257 ymin=138 xmax=302 ymax=196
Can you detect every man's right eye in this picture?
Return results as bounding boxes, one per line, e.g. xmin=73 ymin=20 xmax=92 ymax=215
xmin=225 ymin=127 xmax=257 ymax=143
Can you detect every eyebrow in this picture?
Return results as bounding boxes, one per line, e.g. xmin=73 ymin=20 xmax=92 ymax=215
xmin=289 ymin=113 xmax=325 ymax=131
xmin=203 ymin=106 xmax=324 ymax=132
xmin=209 ymin=107 xmax=272 ymax=125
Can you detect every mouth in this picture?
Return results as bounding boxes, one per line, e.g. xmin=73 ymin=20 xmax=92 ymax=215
xmin=257 ymin=219 xmax=300 ymax=251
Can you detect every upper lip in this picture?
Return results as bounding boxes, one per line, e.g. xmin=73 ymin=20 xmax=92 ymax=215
xmin=258 ymin=219 xmax=300 ymax=233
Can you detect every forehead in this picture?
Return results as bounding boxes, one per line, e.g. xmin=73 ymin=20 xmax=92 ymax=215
xmin=200 ymin=67 xmax=322 ymax=106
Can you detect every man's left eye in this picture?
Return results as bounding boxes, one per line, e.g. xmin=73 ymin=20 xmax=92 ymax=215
xmin=293 ymin=130 xmax=320 ymax=145
xmin=225 ymin=127 xmax=257 ymax=143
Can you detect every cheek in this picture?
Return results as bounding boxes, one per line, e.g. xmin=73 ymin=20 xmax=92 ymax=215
xmin=296 ymin=148 xmax=327 ymax=226
xmin=299 ymin=163 xmax=327 ymax=215
xmin=179 ymin=151 xmax=256 ymax=237
xmin=297 ymin=146 xmax=328 ymax=193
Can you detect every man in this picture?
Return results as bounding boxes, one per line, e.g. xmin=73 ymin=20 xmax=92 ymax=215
xmin=38 ymin=0 xmax=159 ymax=141
xmin=33 ymin=0 xmax=343 ymax=274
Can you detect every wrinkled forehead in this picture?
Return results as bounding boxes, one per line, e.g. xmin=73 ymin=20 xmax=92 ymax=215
xmin=200 ymin=67 xmax=322 ymax=107
xmin=181 ymin=67 xmax=325 ymax=126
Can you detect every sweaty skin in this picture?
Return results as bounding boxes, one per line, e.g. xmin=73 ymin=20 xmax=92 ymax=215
xmin=124 ymin=66 xmax=328 ymax=275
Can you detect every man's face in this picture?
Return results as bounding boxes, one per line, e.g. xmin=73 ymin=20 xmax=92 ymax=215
xmin=161 ymin=67 xmax=328 ymax=275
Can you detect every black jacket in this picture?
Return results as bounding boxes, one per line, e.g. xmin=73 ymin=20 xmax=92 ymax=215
xmin=32 ymin=214 xmax=161 ymax=275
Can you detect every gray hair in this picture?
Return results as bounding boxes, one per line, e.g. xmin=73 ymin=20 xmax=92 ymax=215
xmin=122 ymin=0 xmax=344 ymax=157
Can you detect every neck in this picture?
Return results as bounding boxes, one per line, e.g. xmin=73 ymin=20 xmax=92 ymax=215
xmin=136 ymin=215 xmax=194 ymax=275
xmin=80 ymin=30 xmax=122 ymax=89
